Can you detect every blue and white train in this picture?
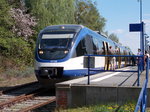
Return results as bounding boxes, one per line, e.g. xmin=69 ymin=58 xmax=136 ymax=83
xmin=35 ymin=24 xmax=132 ymax=87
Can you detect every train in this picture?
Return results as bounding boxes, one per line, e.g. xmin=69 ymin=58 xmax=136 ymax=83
xmin=34 ymin=24 xmax=132 ymax=87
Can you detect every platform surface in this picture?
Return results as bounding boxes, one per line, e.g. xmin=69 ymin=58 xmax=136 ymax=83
xmin=56 ymin=66 xmax=150 ymax=108
xmin=58 ymin=66 xmax=149 ymax=88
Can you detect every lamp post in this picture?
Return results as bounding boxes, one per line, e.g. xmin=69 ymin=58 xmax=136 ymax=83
xmin=139 ymin=0 xmax=144 ymax=55
xmin=139 ymin=0 xmax=142 ymax=22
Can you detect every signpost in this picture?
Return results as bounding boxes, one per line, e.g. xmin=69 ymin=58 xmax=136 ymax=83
xmin=129 ymin=22 xmax=144 ymax=71
xmin=129 ymin=22 xmax=144 ymax=55
xmin=129 ymin=23 xmax=143 ymax=32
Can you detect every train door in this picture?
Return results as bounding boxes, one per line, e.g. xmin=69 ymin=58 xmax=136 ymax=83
xmin=118 ymin=48 xmax=121 ymax=68
xmin=120 ymin=47 xmax=125 ymax=68
xmin=124 ymin=50 xmax=127 ymax=66
xmin=103 ymin=42 xmax=109 ymax=70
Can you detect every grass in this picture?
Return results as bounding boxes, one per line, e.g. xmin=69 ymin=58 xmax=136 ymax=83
xmin=56 ymin=103 xmax=136 ymax=112
xmin=147 ymin=108 xmax=150 ymax=112
xmin=3 ymin=66 xmax=34 ymax=78
xmin=0 ymin=66 xmax=37 ymax=87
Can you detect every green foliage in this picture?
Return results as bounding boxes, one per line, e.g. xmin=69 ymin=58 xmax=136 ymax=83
xmin=0 ymin=0 xmax=14 ymax=29
xmin=0 ymin=0 xmax=34 ymax=67
xmin=56 ymin=103 xmax=135 ymax=112
xmin=75 ymin=0 xmax=106 ymax=32
xmin=25 ymin=0 xmax=75 ymax=31
xmin=7 ymin=0 xmax=21 ymax=8
xmin=125 ymin=46 xmax=131 ymax=50
xmin=109 ymin=33 xmax=119 ymax=43
xmin=0 ymin=0 xmax=15 ymax=45
xmin=0 ymin=27 xmax=15 ymax=38
xmin=0 ymin=37 xmax=34 ymax=65
xmin=0 ymin=0 xmax=119 ymax=70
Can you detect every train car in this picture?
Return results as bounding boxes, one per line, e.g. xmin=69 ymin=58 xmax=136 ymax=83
xmin=34 ymin=24 xmax=131 ymax=87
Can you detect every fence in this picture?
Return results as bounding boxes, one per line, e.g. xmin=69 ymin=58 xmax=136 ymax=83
xmin=134 ymin=57 xmax=149 ymax=112
xmin=86 ymin=54 xmax=149 ymax=112
xmin=87 ymin=55 xmax=143 ymax=86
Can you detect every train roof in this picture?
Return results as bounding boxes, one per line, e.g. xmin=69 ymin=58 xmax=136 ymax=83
xmin=41 ymin=24 xmax=84 ymax=33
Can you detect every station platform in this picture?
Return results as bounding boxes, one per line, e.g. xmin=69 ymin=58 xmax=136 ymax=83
xmin=56 ymin=66 xmax=150 ymax=108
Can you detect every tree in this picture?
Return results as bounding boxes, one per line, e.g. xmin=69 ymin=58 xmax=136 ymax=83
xmin=125 ymin=46 xmax=131 ymax=51
xmin=103 ymin=31 xmax=109 ymax=37
xmin=108 ymin=33 xmax=119 ymax=43
xmin=75 ymin=0 xmax=106 ymax=32
xmin=0 ymin=0 xmax=15 ymax=39
xmin=25 ymin=0 xmax=75 ymax=31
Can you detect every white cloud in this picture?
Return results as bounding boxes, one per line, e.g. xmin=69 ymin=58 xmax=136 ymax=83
xmin=144 ymin=19 xmax=150 ymax=24
xmin=120 ymin=18 xmax=150 ymax=54
xmin=143 ymin=19 xmax=150 ymax=36
xmin=110 ymin=23 xmax=150 ymax=54
xmin=110 ymin=29 xmax=124 ymax=34
xmin=119 ymin=32 xmax=140 ymax=54
xmin=144 ymin=14 xmax=150 ymax=17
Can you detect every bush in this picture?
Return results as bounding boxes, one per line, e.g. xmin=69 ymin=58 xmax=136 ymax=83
xmin=0 ymin=0 xmax=35 ymax=69
xmin=0 ymin=0 xmax=14 ymax=29
xmin=0 ymin=37 xmax=34 ymax=66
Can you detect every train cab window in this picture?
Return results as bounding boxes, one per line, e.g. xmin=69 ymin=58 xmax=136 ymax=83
xmin=40 ymin=34 xmax=74 ymax=49
xmin=38 ymin=33 xmax=74 ymax=60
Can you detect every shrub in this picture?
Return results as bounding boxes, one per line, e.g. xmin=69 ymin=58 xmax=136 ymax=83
xmin=0 ymin=0 xmax=14 ymax=29
xmin=0 ymin=37 xmax=34 ymax=66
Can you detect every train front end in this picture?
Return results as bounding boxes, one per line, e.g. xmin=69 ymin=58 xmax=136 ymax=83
xmin=34 ymin=25 xmax=82 ymax=87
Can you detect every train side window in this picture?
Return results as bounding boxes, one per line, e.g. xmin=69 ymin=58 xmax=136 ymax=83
xmin=76 ymin=35 xmax=96 ymax=56
xmin=84 ymin=35 xmax=94 ymax=54
xmin=92 ymin=37 xmax=99 ymax=54
xmin=98 ymin=40 xmax=104 ymax=55
xmin=93 ymin=37 xmax=104 ymax=55
xmin=76 ymin=38 xmax=87 ymax=56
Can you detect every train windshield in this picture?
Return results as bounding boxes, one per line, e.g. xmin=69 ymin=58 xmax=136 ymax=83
xmin=40 ymin=34 xmax=74 ymax=49
xmin=38 ymin=33 xmax=74 ymax=60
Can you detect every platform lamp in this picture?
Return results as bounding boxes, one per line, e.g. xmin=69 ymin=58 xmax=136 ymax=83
xmin=137 ymin=0 xmax=145 ymax=55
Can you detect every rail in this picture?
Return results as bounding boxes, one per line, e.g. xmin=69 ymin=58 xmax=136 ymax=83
xmin=134 ymin=58 xmax=149 ymax=112
xmin=87 ymin=55 xmax=143 ymax=86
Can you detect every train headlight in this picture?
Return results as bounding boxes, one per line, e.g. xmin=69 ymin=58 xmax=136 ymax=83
xmin=64 ymin=50 xmax=68 ymax=54
xmin=44 ymin=69 xmax=49 ymax=73
xmin=61 ymin=26 xmax=65 ymax=29
xmin=39 ymin=50 xmax=44 ymax=54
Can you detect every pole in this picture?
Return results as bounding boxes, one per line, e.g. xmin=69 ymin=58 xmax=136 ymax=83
xmin=146 ymin=57 xmax=149 ymax=80
xmin=139 ymin=0 xmax=144 ymax=55
xmin=139 ymin=0 xmax=145 ymax=71
xmin=140 ymin=0 xmax=142 ymax=23
xmin=88 ymin=56 xmax=90 ymax=85
xmin=137 ymin=59 xmax=140 ymax=86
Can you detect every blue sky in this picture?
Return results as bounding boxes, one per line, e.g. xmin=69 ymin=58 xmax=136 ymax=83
xmin=94 ymin=0 xmax=150 ymax=54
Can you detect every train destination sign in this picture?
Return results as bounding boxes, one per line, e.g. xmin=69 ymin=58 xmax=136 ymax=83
xmin=129 ymin=23 xmax=143 ymax=32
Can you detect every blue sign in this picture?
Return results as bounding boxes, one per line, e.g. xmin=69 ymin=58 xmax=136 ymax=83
xmin=129 ymin=23 xmax=143 ymax=32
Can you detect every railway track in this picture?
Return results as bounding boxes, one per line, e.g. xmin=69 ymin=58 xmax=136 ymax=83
xmin=0 ymin=81 xmax=56 ymax=112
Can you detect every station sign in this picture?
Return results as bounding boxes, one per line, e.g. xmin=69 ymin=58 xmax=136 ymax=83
xmin=129 ymin=23 xmax=143 ymax=32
